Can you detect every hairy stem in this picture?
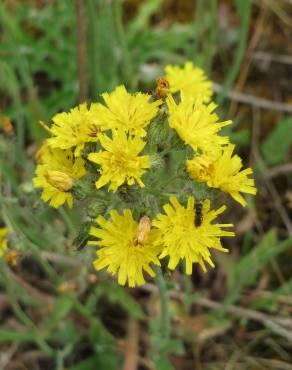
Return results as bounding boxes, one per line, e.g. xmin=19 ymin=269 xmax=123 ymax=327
xmin=154 ymin=266 xmax=171 ymax=340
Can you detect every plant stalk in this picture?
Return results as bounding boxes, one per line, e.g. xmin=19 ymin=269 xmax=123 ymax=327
xmin=154 ymin=266 xmax=171 ymax=340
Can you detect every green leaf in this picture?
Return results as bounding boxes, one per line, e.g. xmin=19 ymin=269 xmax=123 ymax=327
xmin=127 ymin=0 xmax=163 ymax=36
xmin=43 ymin=295 xmax=74 ymax=332
xmin=229 ymin=129 xmax=251 ymax=147
xmin=261 ymin=118 xmax=292 ymax=165
xmin=224 ymin=231 xmax=292 ymax=308
xmin=252 ymin=278 xmax=292 ymax=312
xmin=70 ymin=356 xmax=99 ymax=370
xmin=153 ymin=354 xmax=175 ymax=370
xmin=0 ymin=329 xmax=35 ymax=343
xmin=54 ymin=320 xmax=79 ymax=346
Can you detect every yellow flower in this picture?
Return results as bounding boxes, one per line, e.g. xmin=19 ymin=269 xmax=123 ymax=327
xmin=0 ymin=227 xmax=8 ymax=256
xmin=166 ymin=93 xmax=231 ymax=154
xmin=95 ymin=85 xmax=161 ymax=137
xmin=165 ymin=62 xmax=213 ymax=102
xmin=153 ymin=197 xmax=234 ymax=274
xmin=48 ymin=103 xmax=104 ymax=157
xmin=33 ymin=148 xmax=86 ymax=208
xmin=186 ymin=144 xmax=257 ymax=207
xmin=35 ymin=139 xmax=50 ymax=162
xmin=88 ymin=129 xmax=150 ymax=192
xmin=89 ymin=210 xmax=161 ymax=287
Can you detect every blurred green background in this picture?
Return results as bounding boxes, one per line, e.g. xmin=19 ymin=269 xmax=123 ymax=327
xmin=1 ymin=0 xmax=292 ymax=369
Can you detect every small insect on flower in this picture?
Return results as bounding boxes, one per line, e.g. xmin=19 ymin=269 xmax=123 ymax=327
xmin=134 ymin=216 xmax=152 ymax=246
xmin=155 ymin=77 xmax=170 ymax=98
xmin=194 ymin=202 xmax=203 ymax=227
xmin=73 ymin=222 xmax=92 ymax=251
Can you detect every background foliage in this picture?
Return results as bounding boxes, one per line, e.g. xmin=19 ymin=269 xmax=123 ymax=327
xmin=0 ymin=0 xmax=292 ymax=369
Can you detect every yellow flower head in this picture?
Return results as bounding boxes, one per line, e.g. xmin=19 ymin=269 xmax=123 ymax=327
xmin=35 ymin=139 xmax=50 ymax=163
xmin=89 ymin=210 xmax=161 ymax=287
xmin=95 ymin=85 xmax=161 ymax=137
xmin=0 ymin=227 xmax=8 ymax=256
xmin=186 ymin=144 xmax=257 ymax=207
xmin=153 ymin=197 xmax=234 ymax=274
xmin=166 ymin=93 xmax=231 ymax=154
xmin=33 ymin=148 xmax=86 ymax=208
xmin=48 ymin=103 xmax=104 ymax=157
xmin=88 ymin=129 xmax=150 ymax=192
xmin=165 ymin=62 xmax=213 ymax=102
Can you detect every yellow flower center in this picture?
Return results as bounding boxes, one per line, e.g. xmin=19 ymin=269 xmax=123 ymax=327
xmin=198 ymin=162 xmax=214 ymax=180
xmin=110 ymin=152 xmax=139 ymax=173
xmin=45 ymin=170 xmax=74 ymax=192
xmin=187 ymin=156 xmax=215 ymax=182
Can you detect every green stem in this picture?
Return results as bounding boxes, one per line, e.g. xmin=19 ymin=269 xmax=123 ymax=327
xmin=142 ymin=187 xmax=177 ymax=199
xmin=217 ymin=0 xmax=251 ymax=105
xmin=154 ymin=267 xmax=170 ymax=340
xmin=158 ymin=146 xmax=172 ymax=158
xmin=113 ymin=0 xmax=132 ymax=84
xmin=59 ymin=206 xmax=76 ymax=236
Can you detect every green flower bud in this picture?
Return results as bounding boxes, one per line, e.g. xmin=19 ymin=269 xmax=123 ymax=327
xmin=149 ymin=153 xmax=164 ymax=169
xmin=87 ymin=199 xmax=107 ymax=218
xmin=73 ymin=177 xmax=93 ymax=200
xmin=132 ymin=205 xmax=152 ymax=220
xmin=117 ymin=185 xmax=139 ymax=203
xmin=147 ymin=116 xmax=169 ymax=145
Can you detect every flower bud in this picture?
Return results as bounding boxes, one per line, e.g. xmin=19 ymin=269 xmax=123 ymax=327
xmin=117 ymin=185 xmax=139 ymax=203
xmin=73 ymin=178 xmax=93 ymax=200
xmin=147 ymin=115 xmax=169 ymax=145
xmin=87 ymin=199 xmax=107 ymax=218
xmin=149 ymin=153 xmax=164 ymax=169
xmin=45 ymin=170 xmax=74 ymax=192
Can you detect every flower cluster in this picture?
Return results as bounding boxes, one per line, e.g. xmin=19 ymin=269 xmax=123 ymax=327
xmin=33 ymin=61 xmax=256 ymax=287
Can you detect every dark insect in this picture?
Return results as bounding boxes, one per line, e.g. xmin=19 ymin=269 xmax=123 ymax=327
xmin=73 ymin=222 xmax=92 ymax=251
xmin=194 ymin=202 xmax=203 ymax=227
xmin=75 ymin=238 xmax=88 ymax=251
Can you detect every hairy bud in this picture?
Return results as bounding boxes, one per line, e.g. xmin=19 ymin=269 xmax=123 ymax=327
xmin=73 ymin=178 xmax=93 ymax=200
xmin=87 ymin=199 xmax=107 ymax=218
